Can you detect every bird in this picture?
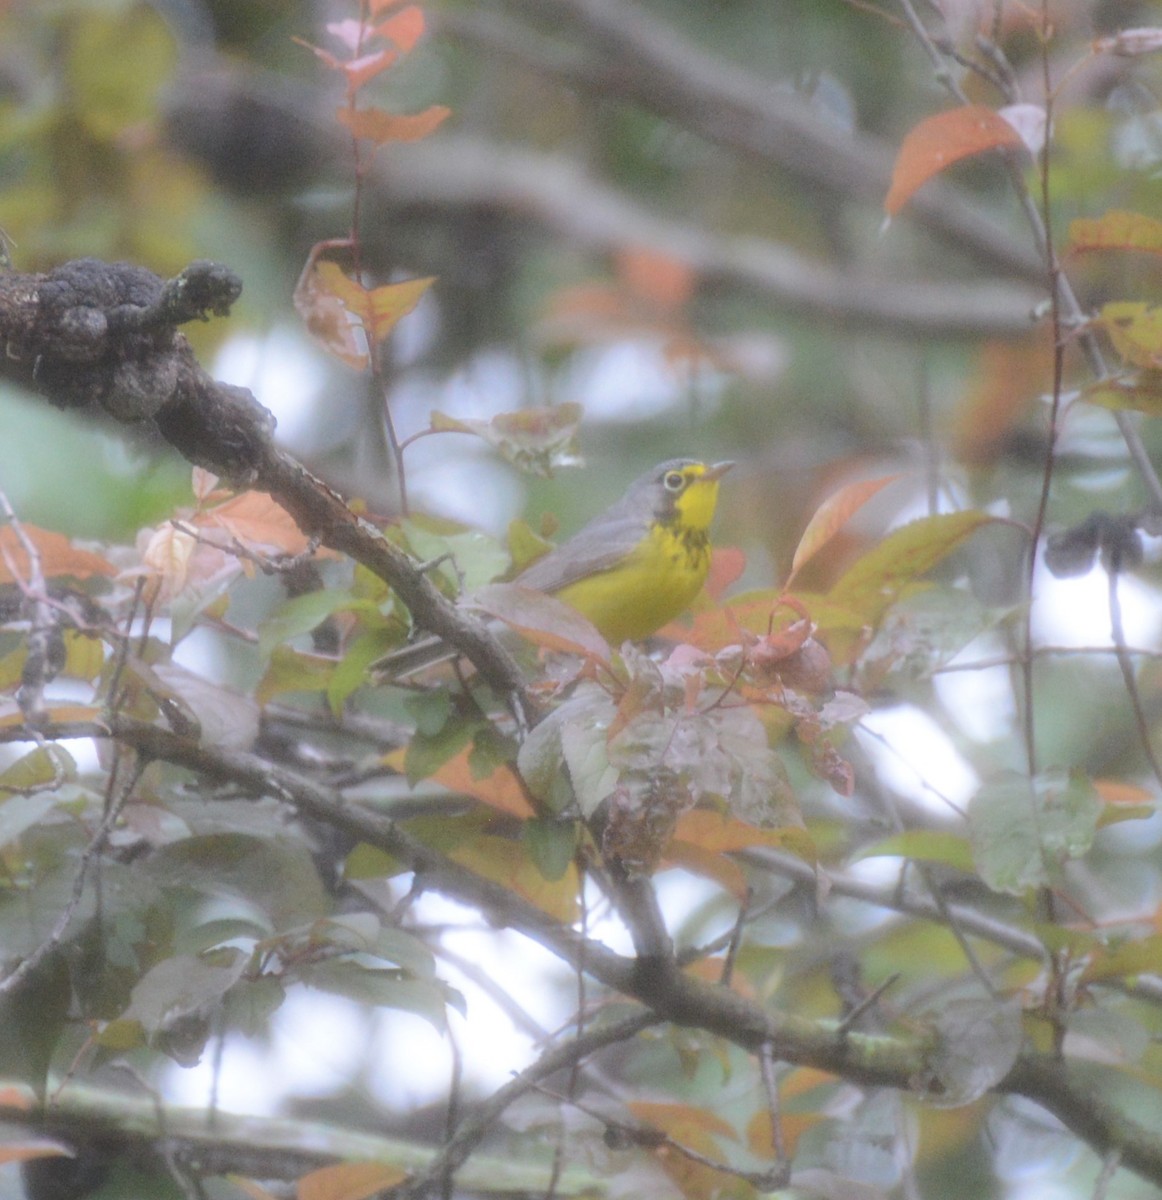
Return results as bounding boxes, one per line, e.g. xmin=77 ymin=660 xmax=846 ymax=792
xmin=377 ymin=457 xmax=733 ymax=677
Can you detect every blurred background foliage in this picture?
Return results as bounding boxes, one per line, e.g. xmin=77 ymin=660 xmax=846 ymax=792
xmin=5 ymin=0 xmax=1158 ymax=570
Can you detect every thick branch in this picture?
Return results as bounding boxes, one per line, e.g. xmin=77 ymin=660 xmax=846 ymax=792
xmin=0 ymin=260 xmax=533 ymax=715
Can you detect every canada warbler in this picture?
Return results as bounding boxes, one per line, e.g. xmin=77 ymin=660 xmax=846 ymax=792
xmin=381 ymin=457 xmax=733 ymax=675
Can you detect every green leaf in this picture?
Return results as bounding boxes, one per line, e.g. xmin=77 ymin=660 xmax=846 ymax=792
xmin=225 ymin=977 xmax=286 ymax=1037
xmin=518 ymin=686 xmax=615 ymax=813
xmin=0 ymin=793 xmax=60 ymax=849
xmin=125 ymin=950 xmax=248 ymax=1037
xmin=559 ymin=703 xmax=618 ymax=818
xmin=370 ymin=927 xmax=437 ymax=980
xmin=968 ymin=769 xmax=1102 ymax=895
xmin=404 ymin=714 xmax=484 ymax=786
xmin=345 ymin=842 xmax=402 ymax=880
xmin=404 ymin=690 xmax=453 ymax=737
xmin=402 ymin=517 xmax=510 ymax=594
xmin=257 ymin=589 xmax=375 ymax=659
xmin=829 ymin=512 xmax=994 ymax=625
xmin=182 ymin=917 xmax=272 ymax=955
xmin=329 ymin=626 xmax=406 ymax=714
xmin=95 ymin=1017 xmax=146 ymax=1051
xmin=923 ymin=996 xmax=1023 ymax=1106
xmin=146 ymin=834 xmax=329 ymax=927
xmin=255 ymin=645 xmax=335 ymax=705
xmin=1083 ymin=369 xmax=1162 ymax=416
xmin=0 ymin=745 xmax=76 ymax=794
xmin=303 ymin=961 xmax=451 ymax=1032
xmin=524 ymin=818 xmax=579 ymax=882
xmin=857 ymin=831 xmax=975 ymax=872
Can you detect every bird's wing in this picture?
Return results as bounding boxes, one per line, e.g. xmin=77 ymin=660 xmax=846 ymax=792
xmin=515 ymin=512 xmax=647 ymax=595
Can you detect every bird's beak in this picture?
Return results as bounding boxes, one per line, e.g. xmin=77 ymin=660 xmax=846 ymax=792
xmin=703 ymin=460 xmax=735 ymax=482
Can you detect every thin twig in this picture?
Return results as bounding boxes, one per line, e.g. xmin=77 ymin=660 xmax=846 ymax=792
xmin=396 ymin=1009 xmax=663 ymax=1200
xmin=835 ymin=972 xmax=902 ymax=1036
xmin=757 ymin=1043 xmax=790 ymax=1181
xmin=1106 ymin=563 xmax=1162 ymax=787
xmin=0 ymin=756 xmax=144 ymax=997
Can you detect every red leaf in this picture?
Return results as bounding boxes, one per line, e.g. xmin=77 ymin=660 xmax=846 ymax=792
xmin=336 ymin=104 xmax=450 ymax=146
xmin=885 ymin=106 xmax=1024 ymax=216
xmin=703 ymin=546 xmax=746 ymax=602
xmin=787 ymin=475 xmax=899 ymax=585
xmin=378 ymin=6 xmax=425 ymax=52
xmin=469 ymin=583 xmax=611 ymax=662
xmin=0 ymin=525 xmax=116 ymax=584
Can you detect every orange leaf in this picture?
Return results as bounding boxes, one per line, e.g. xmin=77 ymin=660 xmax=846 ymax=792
xmin=672 ymin=809 xmax=815 ymax=857
xmin=746 ymin=1110 xmax=825 ymax=1160
xmin=627 ymin=1101 xmax=737 ymax=1147
xmin=0 ymin=1085 xmax=35 ymax=1111
xmin=786 ymin=475 xmax=899 ymax=585
xmin=201 ymin=491 xmax=317 ymax=557
xmin=386 ymin=744 xmax=535 ymax=818
xmin=336 ymin=104 xmax=450 ymax=146
xmin=0 ymin=704 xmax=105 ymax=728
xmin=1070 ymin=209 xmax=1162 ymax=256
xmin=1094 ymin=778 xmax=1157 ymax=806
xmin=0 ymin=1141 xmax=74 ymax=1165
xmin=616 ymin=247 xmax=695 ymax=312
xmin=663 ymin=839 xmax=749 ymax=901
xmin=885 ymin=106 xmax=1024 ymax=216
xmin=297 ymin=1161 xmax=408 ymax=1200
xmin=363 ymin=277 xmax=437 ymax=344
xmin=449 ymin=836 xmax=579 ymax=922
xmin=293 ymin=260 xmax=369 ymax=369
xmin=950 ymin=334 xmax=1051 ymax=466
xmin=0 ymin=525 xmax=116 ymax=584
xmin=305 ymin=262 xmax=434 ymax=351
xmin=379 ymin=6 xmax=425 ymax=52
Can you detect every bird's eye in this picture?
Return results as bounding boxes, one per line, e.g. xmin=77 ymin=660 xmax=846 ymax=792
xmin=663 ymin=470 xmax=685 ymax=492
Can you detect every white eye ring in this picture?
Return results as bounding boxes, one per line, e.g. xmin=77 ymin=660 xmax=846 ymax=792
xmin=664 ymin=470 xmax=685 ymax=491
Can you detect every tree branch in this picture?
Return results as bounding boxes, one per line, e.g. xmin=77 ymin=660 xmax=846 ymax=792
xmin=0 ymin=259 xmax=535 ymax=719
xmin=7 ymin=715 xmax=1162 ymax=1186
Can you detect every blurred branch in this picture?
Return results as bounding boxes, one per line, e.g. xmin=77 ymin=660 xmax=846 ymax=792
xmin=0 ymin=1076 xmax=602 ymax=1193
xmin=165 ymin=66 xmax=1040 ymax=339
xmin=379 ymin=137 xmax=1040 ymax=339
xmin=466 ymin=0 xmax=1045 ymax=283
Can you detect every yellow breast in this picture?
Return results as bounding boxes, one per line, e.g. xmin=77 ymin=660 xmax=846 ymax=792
xmin=554 ymin=522 xmax=711 ymax=645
